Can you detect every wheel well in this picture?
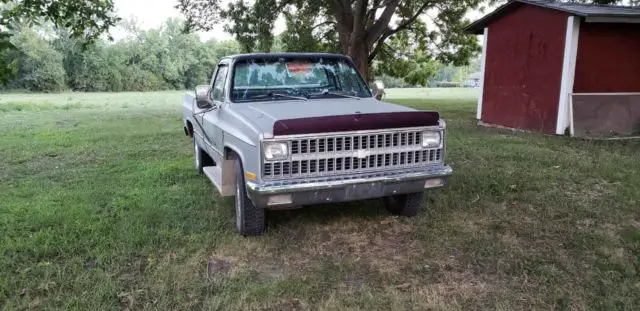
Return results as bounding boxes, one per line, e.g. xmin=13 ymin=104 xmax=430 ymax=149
xmin=185 ymin=121 xmax=194 ymax=137
xmin=224 ymin=147 xmax=237 ymax=160
xmin=222 ymin=147 xmax=239 ymax=194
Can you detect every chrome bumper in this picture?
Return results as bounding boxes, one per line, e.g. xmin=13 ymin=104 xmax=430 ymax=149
xmin=246 ymin=165 xmax=452 ymax=208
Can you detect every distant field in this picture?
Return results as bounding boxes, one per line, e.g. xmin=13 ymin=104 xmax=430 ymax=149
xmin=385 ymin=87 xmax=479 ymax=101
xmin=1 ymin=89 xmax=639 ymax=310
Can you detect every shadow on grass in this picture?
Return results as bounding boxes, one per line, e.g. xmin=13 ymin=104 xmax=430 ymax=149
xmin=266 ymin=199 xmax=389 ymax=228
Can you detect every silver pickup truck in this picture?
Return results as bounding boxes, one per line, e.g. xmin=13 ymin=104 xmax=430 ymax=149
xmin=182 ymin=53 xmax=452 ymax=236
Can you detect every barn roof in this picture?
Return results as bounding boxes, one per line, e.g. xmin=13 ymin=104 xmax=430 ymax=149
xmin=466 ymin=0 xmax=640 ymax=34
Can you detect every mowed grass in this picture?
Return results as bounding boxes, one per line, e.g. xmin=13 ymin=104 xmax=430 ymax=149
xmin=1 ymin=89 xmax=639 ymax=310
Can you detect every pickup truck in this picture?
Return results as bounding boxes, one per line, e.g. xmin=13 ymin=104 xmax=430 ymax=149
xmin=182 ymin=53 xmax=452 ymax=236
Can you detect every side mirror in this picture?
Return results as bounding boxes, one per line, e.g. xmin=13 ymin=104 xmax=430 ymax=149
xmin=195 ymin=85 xmax=213 ymax=109
xmin=370 ymin=81 xmax=385 ymax=100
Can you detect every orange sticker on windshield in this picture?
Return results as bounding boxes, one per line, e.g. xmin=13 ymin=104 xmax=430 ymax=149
xmin=286 ymin=62 xmax=312 ymax=74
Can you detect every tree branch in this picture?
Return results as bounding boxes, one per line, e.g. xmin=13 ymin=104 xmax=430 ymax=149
xmin=390 ymin=1 xmax=431 ymax=35
xmin=364 ymin=0 xmax=400 ymax=48
xmin=368 ymin=32 xmax=390 ymax=62
xmin=312 ymin=20 xmax=336 ymax=30
xmin=368 ymin=1 xmax=432 ymax=61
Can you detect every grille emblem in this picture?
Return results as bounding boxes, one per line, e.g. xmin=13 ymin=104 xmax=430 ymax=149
xmin=355 ymin=149 xmax=369 ymax=159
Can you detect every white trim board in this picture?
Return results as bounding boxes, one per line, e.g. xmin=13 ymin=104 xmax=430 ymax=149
xmin=555 ymin=16 xmax=580 ymax=135
xmin=477 ymin=27 xmax=489 ymax=120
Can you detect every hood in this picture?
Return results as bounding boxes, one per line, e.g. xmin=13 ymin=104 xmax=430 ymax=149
xmin=229 ymin=98 xmax=420 ymax=138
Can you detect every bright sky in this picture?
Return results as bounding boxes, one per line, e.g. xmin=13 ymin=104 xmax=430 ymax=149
xmin=112 ymin=0 xmax=489 ymax=42
xmin=112 ymin=0 xmax=225 ymax=40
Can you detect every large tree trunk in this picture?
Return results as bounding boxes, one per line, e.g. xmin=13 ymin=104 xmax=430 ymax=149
xmin=347 ymin=41 xmax=371 ymax=82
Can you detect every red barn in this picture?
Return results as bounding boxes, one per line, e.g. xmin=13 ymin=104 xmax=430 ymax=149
xmin=466 ymin=0 xmax=640 ymax=137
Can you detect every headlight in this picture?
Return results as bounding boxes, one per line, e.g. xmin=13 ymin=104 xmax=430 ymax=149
xmin=263 ymin=142 xmax=289 ymax=161
xmin=421 ymin=131 xmax=441 ymax=148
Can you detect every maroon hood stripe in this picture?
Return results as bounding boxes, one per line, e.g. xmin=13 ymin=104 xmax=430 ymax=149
xmin=273 ymin=111 xmax=440 ymax=136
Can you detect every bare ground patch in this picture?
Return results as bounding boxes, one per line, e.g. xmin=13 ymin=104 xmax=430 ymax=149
xmin=204 ymin=216 xmax=426 ymax=281
xmin=197 ymin=214 xmax=520 ymax=309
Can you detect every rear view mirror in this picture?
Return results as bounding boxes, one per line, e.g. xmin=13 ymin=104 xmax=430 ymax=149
xmin=195 ymin=85 xmax=213 ymax=108
xmin=370 ymin=81 xmax=385 ymax=100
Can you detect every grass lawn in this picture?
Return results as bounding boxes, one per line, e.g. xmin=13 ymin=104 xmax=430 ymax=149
xmin=1 ymin=89 xmax=639 ymax=310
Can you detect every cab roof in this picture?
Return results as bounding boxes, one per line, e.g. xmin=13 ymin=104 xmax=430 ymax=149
xmin=221 ymin=53 xmax=352 ymax=62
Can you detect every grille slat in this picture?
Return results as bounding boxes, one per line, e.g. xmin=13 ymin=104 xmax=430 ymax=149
xmin=262 ymin=129 xmax=443 ymax=179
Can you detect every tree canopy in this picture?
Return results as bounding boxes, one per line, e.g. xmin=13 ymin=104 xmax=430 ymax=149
xmin=0 ymin=0 xmax=119 ymax=82
xmin=178 ymin=0 xmax=638 ymax=84
xmin=178 ymin=0 xmax=485 ymax=82
xmin=2 ymin=0 xmax=637 ymax=88
xmin=1 ymin=19 xmax=241 ymax=92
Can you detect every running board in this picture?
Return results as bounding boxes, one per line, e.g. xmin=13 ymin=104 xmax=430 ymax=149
xmin=203 ymin=165 xmax=235 ymax=196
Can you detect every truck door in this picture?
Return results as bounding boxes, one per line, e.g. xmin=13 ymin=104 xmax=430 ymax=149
xmin=201 ymin=64 xmax=229 ymax=162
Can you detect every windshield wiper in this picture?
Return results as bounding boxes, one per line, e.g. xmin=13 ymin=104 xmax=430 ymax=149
xmin=310 ymin=90 xmax=361 ymax=100
xmin=249 ymin=92 xmax=308 ymax=101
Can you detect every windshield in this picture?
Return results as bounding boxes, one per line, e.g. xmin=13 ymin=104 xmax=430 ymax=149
xmin=231 ymin=57 xmax=372 ymax=102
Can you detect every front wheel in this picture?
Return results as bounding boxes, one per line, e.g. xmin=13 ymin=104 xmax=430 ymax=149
xmin=382 ymin=192 xmax=425 ymax=217
xmin=234 ymin=159 xmax=266 ymax=236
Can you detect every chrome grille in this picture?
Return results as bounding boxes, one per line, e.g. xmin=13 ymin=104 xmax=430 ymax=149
xmin=290 ymin=131 xmax=421 ymax=154
xmin=263 ymin=129 xmax=444 ymax=180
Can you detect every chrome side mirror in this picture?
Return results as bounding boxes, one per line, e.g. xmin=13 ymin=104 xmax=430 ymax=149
xmin=195 ymin=85 xmax=213 ymax=109
xmin=370 ymin=81 xmax=385 ymax=100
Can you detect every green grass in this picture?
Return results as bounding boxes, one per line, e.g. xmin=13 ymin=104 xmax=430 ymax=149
xmin=1 ymin=89 xmax=639 ymax=310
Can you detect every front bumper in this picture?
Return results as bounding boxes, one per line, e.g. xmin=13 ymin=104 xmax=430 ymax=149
xmin=246 ymin=165 xmax=452 ymax=208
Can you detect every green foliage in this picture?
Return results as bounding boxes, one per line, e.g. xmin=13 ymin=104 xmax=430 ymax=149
xmin=0 ymin=32 xmax=18 ymax=83
xmin=372 ymin=20 xmax=440 ymax=86
xmin=376 ymin=74 xmax=408 ymax=88
xmin=178 ymin=0 xmax=484 ymax=83
xmin=422 ymin=58 xmax=481 ymax=87
xmin=0 ymin=0 xmax=118 ymax=43
xmin=280 ymin=4 xmax=319 ymax=52
xmin=219 ymin=0 xmax=280 ymax=53
xmin=5 ymin=29 xmax=66 ymax=92
xmin=178 ymin=0 xmax=638 ymax=85
xmin=1 ymin=19 xmax=241 ymax=92
xmin=0 ymin=0 xmax=119 ymax=82
xmin=279 ymin=1 xmax=340 ymax=53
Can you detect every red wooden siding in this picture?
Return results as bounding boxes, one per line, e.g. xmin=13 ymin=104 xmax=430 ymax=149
xmin=573 ymin=23 xmax=640 ymax=93
xmin=481 ymin=4 xmax=568 ymax=134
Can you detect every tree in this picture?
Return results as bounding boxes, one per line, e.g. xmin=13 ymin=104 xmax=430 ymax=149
xmin=0 ymin=0 xmax=119 ymax=82
xmin=6 ymin=29 xmax=67 ymax=91
xmin=178 ymin=0 xmax=639 ymax=84
xmin=178 ymin=0 xmax=485 ymax=80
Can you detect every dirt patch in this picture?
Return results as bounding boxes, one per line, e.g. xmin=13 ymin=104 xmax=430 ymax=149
xmin=207 ymin=259 xmax=233 ymax=281
xmin=563 ymin=178 xmax=616 ymax=205
xmin=203 ymin=216 xmax=425 ymax=283
xmin=298 ymin=217 xmax=424 ymax=275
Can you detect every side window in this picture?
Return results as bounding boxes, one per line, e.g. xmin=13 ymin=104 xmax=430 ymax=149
xmin=210 ymin=65 xmax=228 ymax=102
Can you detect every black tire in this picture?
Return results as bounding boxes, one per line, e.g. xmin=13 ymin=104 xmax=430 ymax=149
xmin=193 ymin=137 xmax=213 ymax=174
xmin=382 ymin=192 xmax=425 ymax=217
xmin=234 ymin=159 xmax=266 ymax=236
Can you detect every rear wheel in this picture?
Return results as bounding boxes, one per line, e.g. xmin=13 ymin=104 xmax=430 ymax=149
xmin=234 ymin=159 xmax=266 ymax=236
xmin=382 ymin=192 xmax=425 ymax=217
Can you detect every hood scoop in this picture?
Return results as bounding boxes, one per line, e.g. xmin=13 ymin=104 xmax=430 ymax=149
xmin=273 ymin=111 xmax=440 ymax=136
